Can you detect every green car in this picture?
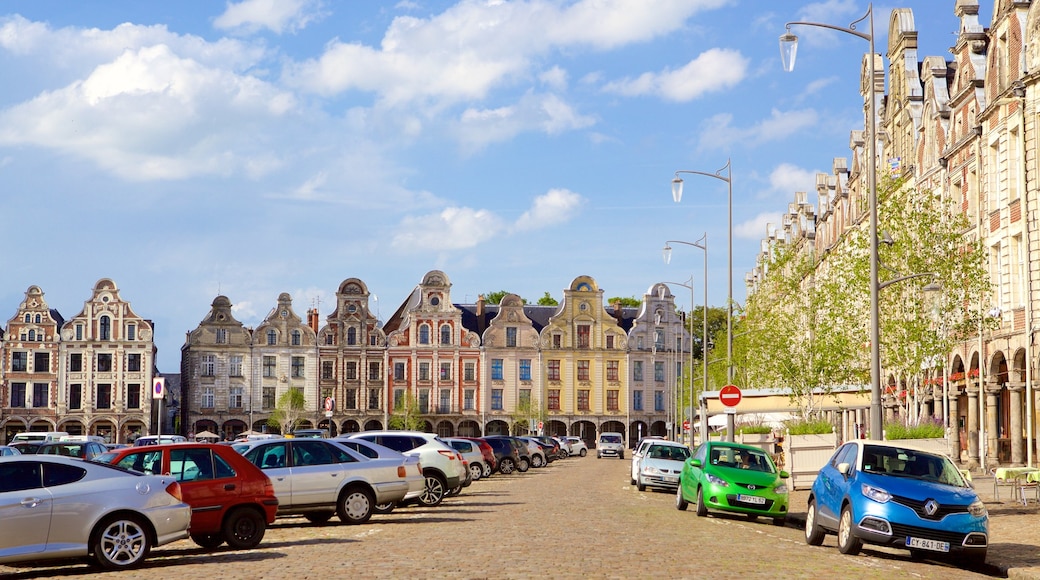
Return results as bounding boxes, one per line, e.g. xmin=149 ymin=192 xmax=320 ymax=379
xmin=676 ymin=441 xmax=789 ymax=526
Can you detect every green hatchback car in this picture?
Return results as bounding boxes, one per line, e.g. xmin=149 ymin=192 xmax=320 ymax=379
xmin=676 ymin=441 xmax=789 ymax=526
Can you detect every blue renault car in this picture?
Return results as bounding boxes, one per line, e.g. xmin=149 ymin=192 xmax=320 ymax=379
xmin=806 ymin=440 xmax=987 ymax=564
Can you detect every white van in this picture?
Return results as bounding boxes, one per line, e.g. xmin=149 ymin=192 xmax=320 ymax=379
xmin=11 ymin=431 xmax=68 ymax=444
xmin=59 ymin=435 xmax=106 ymax=444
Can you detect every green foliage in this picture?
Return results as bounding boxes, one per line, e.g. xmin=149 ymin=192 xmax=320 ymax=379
xmin=388 ymin=392 xmax=425 ymax=431
xmin=267 ymin=388 xmax=306 ymax=435
xmin=736 ymin=424 xmax=772 ymax=435
xmin=536 ymin=292 xmax=559 ymax=306
xmin=484 ymin=291 xmax=509 ymax=304
xmin=608 ymin=296 xmax=641 ymax=308
xmin=884 ymin=420 xmax=945 ymax=440
xmin=785 ymin=418 xmax=834 ymax=435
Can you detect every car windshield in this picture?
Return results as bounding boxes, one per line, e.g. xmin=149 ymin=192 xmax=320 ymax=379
xmin=860 ymin=444 xmax=967 ymax=486
xmin=709 ymin=445 xmax=774 ymax=473
xmin=647 ymin=445 xmax=690 ymax=461
xmin=601 ymin=435 xmax=622 ymax=444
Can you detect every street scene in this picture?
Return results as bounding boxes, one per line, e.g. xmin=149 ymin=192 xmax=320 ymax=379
xmin=1 ymin=452 xmax=1033 ymax=579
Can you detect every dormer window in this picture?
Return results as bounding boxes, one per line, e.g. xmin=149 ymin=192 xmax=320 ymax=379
xmin=99 ymin=316 xmax=111 ymax=340
xmin=291 ymin=330 xmax=301 ymax=346
xmin=440 ymin=324 xmax=451 ymax=345
xmin=419 ymin=324 xmax=431 ymax=344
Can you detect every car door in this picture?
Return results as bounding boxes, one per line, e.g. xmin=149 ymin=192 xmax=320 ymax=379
xmin=110 ymin=449 xmax=164 ymax=475
xmin=815 ymin=443 xmax=857 ymax=528
xmin=0 ymin=460 xmax=51 ymax=557
xmin=632 ymin=441 xmax=651 ymax=482
xmin=244 ymin=442 xmax=292 ymax=507
xmin=288 ymin=440 xmax=343 ymax=507
xmin=170 ymin=447 xmax=235 ymax=532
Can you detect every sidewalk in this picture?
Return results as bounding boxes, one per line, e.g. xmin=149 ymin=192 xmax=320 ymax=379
xmin=787 ymin=475 xmax=1040 ymax=578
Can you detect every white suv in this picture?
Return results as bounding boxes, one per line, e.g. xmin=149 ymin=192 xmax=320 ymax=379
xmin=348 ymin=431 xmax=465 ymax=507
xmin=597 ymin=432 xmax=625 ymax=459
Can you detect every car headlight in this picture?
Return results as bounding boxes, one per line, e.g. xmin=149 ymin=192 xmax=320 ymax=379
xmin=774 ymin=483 xmax=788 ymax=495
xmin=642 ymin=466 xmax=661 ymax=475
xmin=860 ymin=483 xmax=891 ymax=503
xmin=968 ymin=500 xmax=987 ymax=517
xmin=706 ymin=474 xmax=728 ymax=486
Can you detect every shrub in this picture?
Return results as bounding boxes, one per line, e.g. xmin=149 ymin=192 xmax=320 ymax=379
xmin=884 ymin=419 xmax=944 ymax=440
xmin=736 ymin=424 xmax=772 ymax=435
xmin=786 ymin=418 xmax=834 ymax=435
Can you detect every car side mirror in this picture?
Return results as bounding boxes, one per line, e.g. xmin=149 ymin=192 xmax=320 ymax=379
xmin=837 ymin=462 xmax=850 ymax=476
xmin=779 ymin=470 xmax=789 ymax=479
xmin=690 ymin=458 xmax=702 ymax=468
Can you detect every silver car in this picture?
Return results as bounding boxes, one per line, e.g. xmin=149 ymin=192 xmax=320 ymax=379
xmin=0 ymin=455 xmax=191 ymax=569
xmin=233 ymin=437 xmax=411 ymax=525
xmin=335 ymin=437 xmax=425 ymax=513
xmin=632 ymin=440 xmax=691 ymax=491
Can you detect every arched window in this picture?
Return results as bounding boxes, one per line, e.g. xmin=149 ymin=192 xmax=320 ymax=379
xmin=28 ymin=330 xmax=35 ymax=341
xmin=440 ymin=324 xmax=451 ymax=345
xmin=419 ymin=324 xmax=430 ymax=344
xmin=24 ymin=314 xmax=30 ymax=323
xmin=347 ymin=327 xmax=357 ymax=345
xmin=267 ymin=329 xmax=277 ymax=345
xmin=99 ymin=316 xmax=111 ymax=340
xmin=34 ymin=314 xmax=41 ymax=324
xmin=291 ymin=330 xmax=301 ymax=346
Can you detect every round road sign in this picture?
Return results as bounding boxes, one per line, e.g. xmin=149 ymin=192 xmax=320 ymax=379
xmin=719 ymin=384 xmax=742 ymax=407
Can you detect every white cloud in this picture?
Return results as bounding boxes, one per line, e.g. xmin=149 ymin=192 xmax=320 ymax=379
xmin=513 ymin=188 xmax=585 ymax=232
xmin=602 ymin=48 xmax=748 ymax=102
xmin=696 ymin=108 xmax=818 ymax=151
xmin=736 ymin=212 xmax=781 ymax=240
xmin=391 ymin=207 xmax=505 ymax=251
xmin=768 ymin=163 xmax=817 ymax=196
xmin=539 ymin=66 xmax=568 ymax=90
xmin=453 ymin=92 xmax=595 ymax=152
xmin=214 ymin=0 xmax=327 ymax=35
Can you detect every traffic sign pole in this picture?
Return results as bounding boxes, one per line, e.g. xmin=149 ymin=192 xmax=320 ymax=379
xmin=719 ymin=385 xmax=741 ymax=442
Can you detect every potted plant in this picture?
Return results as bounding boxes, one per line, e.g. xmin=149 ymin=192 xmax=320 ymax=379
xmin=785 ymin=417 xmax=838 ymax=490
xmin=884 ymin=418 xmax=949 ymax=456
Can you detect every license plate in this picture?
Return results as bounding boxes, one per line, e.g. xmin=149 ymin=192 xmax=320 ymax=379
xmin=736 ymin=494 xmax=766 ymax=505
xmin=905 ymin=537 xmax=950 ymax=552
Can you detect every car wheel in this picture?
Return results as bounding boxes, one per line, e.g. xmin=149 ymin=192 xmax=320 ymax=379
xmin=419 ymin=472 xmax=446 ymax=507
xmin=483 ymin=462 xmax=493 ymax=478
xmin=518 ymin=458 xmax=530 ymax=472
xmin=579 ymin=449 xmax=587 ymax=457
xmin=958 ymin=549 xmax=987 ymax=567
xmin=837 ymin=505 xmax=862 ymax=555
xmin=374 ymin=502 xmax=396 ymax=515
xmin=597 ymin=453 xmax=601 ymax=459
xmin=532 ymin=455 xmax=544 ymax=468
xmin=637 ymin=480 xmax=646 ymax=492
xmin=499 ymin=458 xmax=515 ymax=475
xmin=91 ymin=514 xmax=151 ymax=569
xmin=304 ymin=511 xmax=334 ymax=524
xmin=695 ymin=487 xmax=708 ymax=517
xmin=804 ymin=500 xmax=826 ymax=545
xmin=191 ymin=533 xmax=225 ymax=550
xmin=619 ymin=452 xmax=624 ymax=460
xmin=223 ymin=507 xmax=266 ymax=550
xmin=446 ymin=485 xmax=462 ymax=497
xmin=675 ymin=483 xmax=689 ymax=511
xmin=773 ymin=517 xmax=786 ymax=527
xmin=338 ymin=486 xmax=375 ymax=525
xmin=469 ymin=462 xmax=483 ymax=481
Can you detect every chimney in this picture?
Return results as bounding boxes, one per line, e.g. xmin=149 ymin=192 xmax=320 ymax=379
xmin=612 ymin=300 xmax=624 ymax=323
xmin=477 ymin=295 xmax=486 ymax=334
xmin=307 ymin=308 xmax=320 ymax=333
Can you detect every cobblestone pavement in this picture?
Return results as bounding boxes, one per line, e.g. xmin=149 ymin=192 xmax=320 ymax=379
xmin=1 ymin=457 xmax=1023 ymax=579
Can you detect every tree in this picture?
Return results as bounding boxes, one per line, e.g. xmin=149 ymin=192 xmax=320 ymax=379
xmin=511 ymin=394 xmax=546 ymax=435
xmin=267 ymin=388 xmax=306 ymax=435
xmin=607 ymin=296 xmax=641 ymax=308
xmin=484 ymin=291 xmax=513 ymax=305
xmin=388 ymin=391 xmax=425 ymax=431
xmin=536 ymin=292 xmax=558 ymax=306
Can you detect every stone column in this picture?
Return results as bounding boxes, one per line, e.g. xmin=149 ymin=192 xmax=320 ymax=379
xmin=948 ymin=392 xmax=961 ymax=463
xmin=986 ymin=380 xmax=1001 ymax=467
xmin=966 ymin=382 xmax=979 ymax=470
xmin=1009 ymin=381 xmax=1025 ymax=466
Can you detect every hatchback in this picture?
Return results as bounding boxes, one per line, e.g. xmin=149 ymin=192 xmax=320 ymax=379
xmin=478 ymin=436 xmax=522 ymax=474
xmin=0 ymin=455 xmax=191 ymax=569
xmin=37 ymin=440 xmax=109 ymax=461
xmin=676 ymin=441 xmax=789 ymax=526
xmin=347 ymin=431 xmax=465 ymax=507
xmin=806 ymin=440 xmax=988 ymax=564
xmin=96 ymin=442 xmax=279 ymax=549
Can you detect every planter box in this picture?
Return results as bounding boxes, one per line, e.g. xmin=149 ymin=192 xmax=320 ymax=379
xmin=785 ymin=431 xmax=839 ymax=490
xmin=738 ymin=433 xmax=775 ymax=455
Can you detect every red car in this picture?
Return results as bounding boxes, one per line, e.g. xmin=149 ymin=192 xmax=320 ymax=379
xmin=95 ymin=442 xmax=278 ymax=550
xmin=459 ymin=436 xmax=497 ymax=478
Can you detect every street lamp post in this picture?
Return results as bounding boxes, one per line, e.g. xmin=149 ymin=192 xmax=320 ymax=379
xmin=780 ymin=4 xmax=883 ymax=438
xmin=664 ymin=234 xmax=709 ymax=444
xmin=672 ymin=161 xmax=732 ymax=394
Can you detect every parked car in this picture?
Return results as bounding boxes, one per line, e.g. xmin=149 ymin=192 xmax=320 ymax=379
xmin=290 ymin=429 xmax=326 ymax=439
xmin=444 ymin=437 xmax=488 ymax=482
xmin=630 ymin=436 xmax=668 ymax=483
xmin=562 ymin=436 xmax=588 ymax=457
xmin=37 ymin=440 xmax=109 ymax=461
xmin=477 ymin=436 xmax=521 ymax=475
xmin=527 ymin=436 xmax=564 ymax=461
xmin=233 ymin=437 xmax=411 ymax=525
xmin=346 ymin=431 xmax=465 ymax=507
xmin=806 ymin=440 xmax=988 ymax=564
xmin=104 ymin=443 xmax=130 ymax=451
xmin=676 ymin=441 xmax=789 ymax=526
xmin=133 ymin=435 xmax=188 ymax=446
xmin=335 ymin=436 xmax=425 ymax=512
xmin=0 ymin=455 xmax=191 ymax=569
xmin=0 ymin=445 xmax=21 ymax=457
xmin=550 ymin=436 xmax=571 ymax=458
xmin=95 ymin=442 xmax=279 ymax=550
xmin=632 ymin=440 xmax=690 ymax=492
xmin=10 ymin=431 xmax=67 ymax=445
xmin=485 ymin=436 xmax=531 ymax=472
xmin=458 ymin=436 xmax=497 ymax=477
xmin=597 ymin=432 xmax=625 ymax=459
xmin=9 ymin=442 xmax=41 ymax=454
xmin=518 ymin=437 xmax=548 ymax=468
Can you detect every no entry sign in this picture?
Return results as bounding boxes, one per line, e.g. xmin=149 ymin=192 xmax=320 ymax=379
xmin=719 ymin=384 xmax=742 ymax=407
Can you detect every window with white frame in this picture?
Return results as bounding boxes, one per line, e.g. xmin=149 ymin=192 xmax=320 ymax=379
xmin=229 ymin=386 xmax=243 ymax=408
xmin=229 ymin=355 xmax=243 ymax=377
xmin=201 ymin=354 xmax=216 ymax=376
xmin=202 ymin=386 xmax=214 ymax=408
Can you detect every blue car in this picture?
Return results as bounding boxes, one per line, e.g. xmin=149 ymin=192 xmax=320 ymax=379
xmin=806 ymin=440 xmax=987 ymax=564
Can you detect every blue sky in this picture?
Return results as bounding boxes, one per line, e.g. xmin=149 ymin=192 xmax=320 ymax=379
xmin=0 ymin=1 xmax=984 ymax=371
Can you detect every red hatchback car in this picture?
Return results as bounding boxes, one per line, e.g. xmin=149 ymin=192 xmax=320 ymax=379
xmin=95 ymin=442 xmax=279 ymax=550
